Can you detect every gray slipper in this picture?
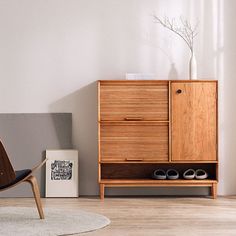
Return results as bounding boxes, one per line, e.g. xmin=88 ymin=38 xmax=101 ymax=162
xmin=152 ymin=169 xmax=166 ymax=180
xmin=183 ymin=169 xmax=195 ymax=179
xmin=195 ymin=169 xmax=208 ymax=180
xmin=166 ymin=169 xmax=179 ymax=180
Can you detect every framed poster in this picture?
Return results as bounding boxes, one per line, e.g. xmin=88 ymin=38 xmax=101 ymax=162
xmin=45 ymin=150 xmax=79 ymax=197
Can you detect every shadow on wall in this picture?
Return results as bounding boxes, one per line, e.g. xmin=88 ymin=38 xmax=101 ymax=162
xmin=49 ymin=81 xmax=99 ymax=196
xmin=168 ymin=63 xmax=179 ymax=79
xmin=49 ymin=81 xmax=211 ymax=197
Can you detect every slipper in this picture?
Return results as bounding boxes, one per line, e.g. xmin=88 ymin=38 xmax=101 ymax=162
xmin=166 ymin=169 xmax=179 ymax=180
xmin=152 ymin=169 xmax=166 ymax=180
xmin=183 ymin=169 xmax=195 ymax=179
xmin=195 ymin=169 xmax=208 ymax=180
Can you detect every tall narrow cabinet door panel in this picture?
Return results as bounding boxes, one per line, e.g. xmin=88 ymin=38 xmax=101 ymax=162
xmin=171 ymin=82 xmax=217 ymax=161
xmin=100 ymin=123 xmax=169 ymax=162
xmin=100 ymin=81 xmax=168 ymax=121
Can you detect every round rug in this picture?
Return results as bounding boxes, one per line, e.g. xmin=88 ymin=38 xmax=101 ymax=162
xmin=0 ymin=207 xmax=110 ymax=236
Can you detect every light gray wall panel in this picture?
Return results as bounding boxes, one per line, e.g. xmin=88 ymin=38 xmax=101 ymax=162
xmin=0 ymin=113 xmax=72 ymax=197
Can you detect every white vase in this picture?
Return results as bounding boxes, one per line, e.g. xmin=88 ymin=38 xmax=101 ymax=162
xmin=189 ymin=51 xmax=197 ymax=80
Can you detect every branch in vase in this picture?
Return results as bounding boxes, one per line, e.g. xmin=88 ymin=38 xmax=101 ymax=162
xmin=153 ymin=15 xmax=199 ymax=53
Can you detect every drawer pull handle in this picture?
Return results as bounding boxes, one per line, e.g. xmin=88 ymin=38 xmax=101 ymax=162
xmin=125 ymin=158 xmax=143 ymax=162
xmin=124 ymin=117 xmax=143 ymax=121
xmin=176 ymin=89 xmax=182 ymax=94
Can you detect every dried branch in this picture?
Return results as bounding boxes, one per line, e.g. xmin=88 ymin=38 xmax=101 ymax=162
xmin=153 ymin=15 xmax=199 ymax=53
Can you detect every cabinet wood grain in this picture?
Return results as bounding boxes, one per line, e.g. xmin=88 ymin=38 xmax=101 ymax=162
xmin=100 ymin=123 xmax=168 ymax=162
xmin=100 ymin=81 xmax=168 ymax=121
xmin=171 ymin=82 xmax=217 ymax=161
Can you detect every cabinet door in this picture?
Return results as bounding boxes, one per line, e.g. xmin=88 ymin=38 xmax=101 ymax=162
xmin=99 ymin=81 xmax=168 ymax=121
xmin=171 ymin=82 xmax=217 ymax=161
xmin=100 ymin=123 xmax=169 ymax=162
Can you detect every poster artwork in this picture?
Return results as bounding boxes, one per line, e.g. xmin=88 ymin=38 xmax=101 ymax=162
xmin=51 ymin=160 xmax=73 ymax=180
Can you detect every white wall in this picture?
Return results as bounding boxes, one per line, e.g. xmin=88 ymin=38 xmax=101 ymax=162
xmin=0 ymin=0 xmax=233 ymax=195
xmin=219 ymin=0 xmax=236 ymax=195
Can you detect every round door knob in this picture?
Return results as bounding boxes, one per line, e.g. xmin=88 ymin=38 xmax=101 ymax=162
xmin=176 ymin=89 xmax=182 ymax=94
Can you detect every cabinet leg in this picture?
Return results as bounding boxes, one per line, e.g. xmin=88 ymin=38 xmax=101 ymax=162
xmin=211 ymin=183 xmax=217 ymax=199
xmin=100 ymin=184 xmax=105 ymax=200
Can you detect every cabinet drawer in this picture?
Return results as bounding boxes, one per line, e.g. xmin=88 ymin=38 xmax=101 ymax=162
xmin=100 ymin=123 xmax=169 ymax=162
xmin=99 ymin=82 xmax=168 ymax=121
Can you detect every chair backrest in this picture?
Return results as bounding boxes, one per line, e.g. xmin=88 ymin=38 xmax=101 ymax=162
xmin=0 ymin=141 xmax=16 ymax=186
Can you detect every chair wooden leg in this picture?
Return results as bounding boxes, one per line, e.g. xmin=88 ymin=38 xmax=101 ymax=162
xmin=25 ymin=175 xmax=44 ymax=219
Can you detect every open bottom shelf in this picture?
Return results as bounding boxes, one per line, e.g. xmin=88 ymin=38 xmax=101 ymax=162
xmin=99 ymin=179 xmax=218 ymax=199
xmin=100 ymin=179 xmax=217 ymax=186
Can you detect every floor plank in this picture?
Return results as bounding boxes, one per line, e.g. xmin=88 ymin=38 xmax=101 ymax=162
xmin=1 ymin=197 xmax=236 ymax=236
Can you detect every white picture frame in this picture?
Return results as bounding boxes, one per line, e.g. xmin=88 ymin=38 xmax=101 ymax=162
xmin=45 ymin=150 xmax=79 ymax=197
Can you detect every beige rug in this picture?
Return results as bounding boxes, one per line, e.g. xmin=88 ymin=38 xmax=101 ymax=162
xmin=0 ymin=207 xmax=110 ymax=236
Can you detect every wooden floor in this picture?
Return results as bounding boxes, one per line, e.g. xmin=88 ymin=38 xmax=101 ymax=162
xmin=1 ymin=196 xmax=236 ymax=236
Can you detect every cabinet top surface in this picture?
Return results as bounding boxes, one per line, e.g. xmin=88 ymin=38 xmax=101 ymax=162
xmin=98 ymin=79 xmax=217 ymax=83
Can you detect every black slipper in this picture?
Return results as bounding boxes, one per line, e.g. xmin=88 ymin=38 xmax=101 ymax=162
xmin=183 ymin=169 xmax=195 ymax=179
xmin=195 ymin=169 xmax=208 ymax=180
xmin=166 ymin=169 xmax=179 ymax=180
xmin=152 ymin=169 xmax=166 ymax=180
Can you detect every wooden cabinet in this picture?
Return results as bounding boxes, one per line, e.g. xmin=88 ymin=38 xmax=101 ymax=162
xmin=98 ymin=80 xmax=218 ymax=199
